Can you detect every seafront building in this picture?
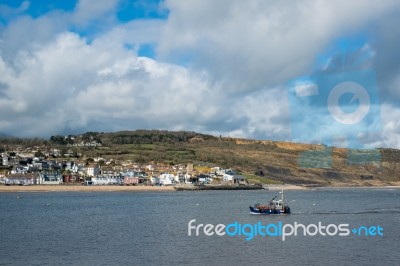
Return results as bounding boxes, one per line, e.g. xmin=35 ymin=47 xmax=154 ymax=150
xmin=0 ymin=146 xmax=248 ymax=186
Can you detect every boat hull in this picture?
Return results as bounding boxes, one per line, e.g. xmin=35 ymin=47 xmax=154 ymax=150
xmin=249 ymin=206 xmax=290 ymax=215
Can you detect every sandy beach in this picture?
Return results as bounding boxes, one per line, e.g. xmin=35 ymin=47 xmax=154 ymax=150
xmin=264 ymin=184 xmax=308 ymax=190
xmin=1 ymin=184 xmax=399 ymax=192
xmin=0 ymin=184 xmax=308 ymax=192
xmin=0 ymin=185 xmax=176 ymax=192
xmin=264 ymin=184 xmax=400 ymax=191
xmin=0 ymin=184 xmax=307 ymax=192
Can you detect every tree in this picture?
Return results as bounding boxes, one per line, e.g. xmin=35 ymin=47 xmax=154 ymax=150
xmin=50 ymin=135 xmax=65 ymax=145
xmin=85 ymin=158 xmax=94 ymax=165
xmin=34 ymin=150 xmax=45 ymax=158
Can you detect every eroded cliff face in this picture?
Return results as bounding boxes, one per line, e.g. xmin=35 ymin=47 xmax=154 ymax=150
xmin=233 ymin=138 xmax=400 ymax=186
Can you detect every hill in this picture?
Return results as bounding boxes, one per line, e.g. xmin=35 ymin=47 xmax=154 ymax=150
xmin=67 ymin=130 xmax=400 ymax=186
xmin=2 ymin=130 xmax=400 ymax=186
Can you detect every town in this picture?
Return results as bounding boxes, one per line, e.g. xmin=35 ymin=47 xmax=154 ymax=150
xmin=0 ymin=135 xmax=250 ymax=187
xmin=2 ymin=129 xmax=397 ymax=189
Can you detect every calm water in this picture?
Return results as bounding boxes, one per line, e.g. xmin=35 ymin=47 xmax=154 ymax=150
xmin=1 ymin=188 xmax=399 ymax=266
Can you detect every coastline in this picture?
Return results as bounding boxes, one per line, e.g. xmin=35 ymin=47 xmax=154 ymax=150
xmin=0 ymin=184 xmax=308 ymax=192
xmin=0 ymin=185 xmax=176 ymax=192
xmin=1 ymin=184 xmax=399 ymax=192
xmin=265 ymin=184 xmax=307 ymax=190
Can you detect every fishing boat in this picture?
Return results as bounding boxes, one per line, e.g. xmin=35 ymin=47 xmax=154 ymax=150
xmin=249 ymin=190 xmax=290 ymax=215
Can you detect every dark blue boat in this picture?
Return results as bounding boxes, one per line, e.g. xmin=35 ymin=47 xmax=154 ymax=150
xmin=249 ymin=190 xmax=290 ymax=215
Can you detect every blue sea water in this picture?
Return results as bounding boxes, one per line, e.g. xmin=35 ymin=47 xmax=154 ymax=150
xmin=0 ymin=188 xmax=399 ymax=266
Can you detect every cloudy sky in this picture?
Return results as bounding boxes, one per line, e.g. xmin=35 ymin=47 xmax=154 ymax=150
xmin=1 ymin=0 xmax=400 ymax=149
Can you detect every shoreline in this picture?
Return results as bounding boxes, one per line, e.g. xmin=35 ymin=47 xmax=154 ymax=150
xmin=1 ymin=184 xmax=399 ymax=192
xmin=0 ymin=185 xmax=176 ymax=192
xmin=265 ymin=185 xmax=307 ymax=190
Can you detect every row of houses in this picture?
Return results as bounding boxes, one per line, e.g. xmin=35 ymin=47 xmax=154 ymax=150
xmin=1 ymin=154 xmax=248 ymax=186
xmin=0 ymin=172 xmax=248 ymax=186
xmin=0 ymin=173 xmax=63 ymax=185
xmin=86 ymin=170 xmax=247 ymax=186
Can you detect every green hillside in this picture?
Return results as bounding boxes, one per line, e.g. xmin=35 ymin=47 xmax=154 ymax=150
xmin=2 ymin=130 xmax=400 ymax=186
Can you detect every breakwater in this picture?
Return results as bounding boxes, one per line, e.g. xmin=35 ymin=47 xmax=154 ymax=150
xmin=174 ymin=184 xmax=263 ymax=191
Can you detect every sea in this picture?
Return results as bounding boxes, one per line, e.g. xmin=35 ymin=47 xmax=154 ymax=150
xmin=0 ymin=188 xmax=399 ymax=266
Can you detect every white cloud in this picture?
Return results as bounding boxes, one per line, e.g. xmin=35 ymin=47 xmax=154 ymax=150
xmin=159 ymin=0 xmax=400 ymax=92
xmin=371 ymin=104 xmax=400 ymax=148
xmin=72 ymin=0 xmax=119 ymax=26
xmin=0 ymin=1 xmax=30 ymax=19
xmin=0 ymin=12 xmax=70 ymax=60
xmin=231 ymin=88 xmax=290 ymax=140
xmin=92 ymin=19 xmax=165 ymax=52
xmin=1 ymin=0 xmax=400 ymax=149
xmin=0 ymin=29 xmax=292 ymax=140
xmin=0 ymin=32 xmax=225 ymax=137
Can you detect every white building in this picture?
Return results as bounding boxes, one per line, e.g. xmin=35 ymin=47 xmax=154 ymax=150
xmin=159 ymin=173 xmax=175 ymax=186
xmin=198 ymin=175 xmax=212 ymax=184
xmin=223 ymin=174 xmax=247 ymax=184
xmin=86 ymin=165 xmax=100 ymax=177
xmin=11 ymin=166 xmax=28 ymax=175
xmin=150 ymin=176 xmax=158 ymax=185
xmin=91 ymin=176 xmax=121 ymax=185
xmin=65 ymin=162 xmax=72 ymax=170
xmin=184 ymin=174 xmax=192 ymax=183
xmin=39 ymin=173 xmax=63 ymax=185
xmin=2 ymin=154 xmax=8 ymax=166
xmin=223 ymin=173 xmax=234 ymax=182
xmin=71 ymin=164 xmax=81 ymax=173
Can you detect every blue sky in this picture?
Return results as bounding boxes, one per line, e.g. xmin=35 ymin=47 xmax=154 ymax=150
xmin=1 ymin=0 xmax=400 ymax=149
xmin=0 ymin=0 xmax=167 ymax=20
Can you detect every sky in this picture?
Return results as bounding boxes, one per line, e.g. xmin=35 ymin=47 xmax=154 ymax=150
xmin=1 ymin=0 xmax=400 ymax=149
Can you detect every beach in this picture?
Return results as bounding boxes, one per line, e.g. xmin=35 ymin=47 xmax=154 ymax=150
xmin=266 ymin=184 xmax=308 ymax=190
xmin=0 ymin=185 xmax=176 ymax=192
xmin=0 ymin=184 xmax=306 ymax=192
xmin=0 ymin=184 xmax=303 ymax=192
xmin=1 ymin=184 xmax=399 ymax=192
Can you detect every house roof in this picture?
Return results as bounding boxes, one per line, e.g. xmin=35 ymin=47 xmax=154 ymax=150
xmin=6 ymin=174 xmax=35 ymax=179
